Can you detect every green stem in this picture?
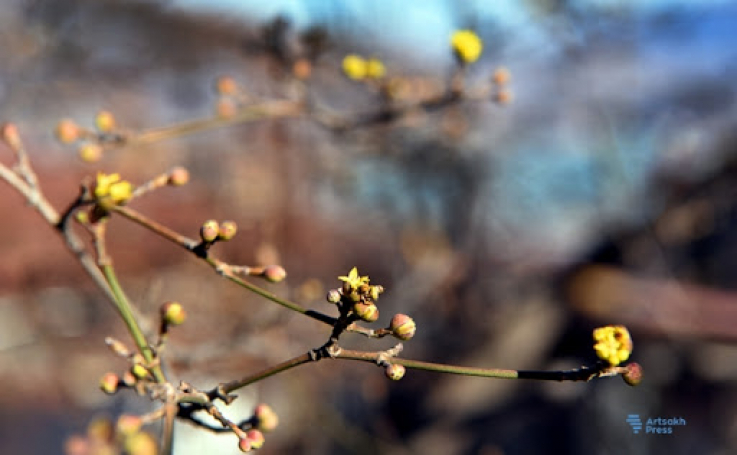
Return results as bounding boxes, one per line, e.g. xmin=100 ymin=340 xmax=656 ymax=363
xmin=336 ymin=349 xmax=519 ymax=379
xmin=112 ymin=205 xmax=336 ymax=326
xmin=102 ymin=264 xmax=166 ymax=383
xmin=216 ymin=353 xmax=313 ymax=396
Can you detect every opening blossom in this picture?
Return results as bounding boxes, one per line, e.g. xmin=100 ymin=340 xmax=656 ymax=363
xmin=94 ymin=172 xmax=133 ymax=204
xmin=593 ymin=325 xmax=633 ymax=366
xmin=451 ymin=30 xmax=483 ymax=64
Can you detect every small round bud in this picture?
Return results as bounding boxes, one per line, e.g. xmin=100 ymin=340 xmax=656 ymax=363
xmin=124 ymin=432 xmax=157 ymax=455
xmin=87 ymin=416 xmax=114 ymax=442
xmin=168 ymin=167 xmax=190 ymax=186
xmin=357 ymin=284 xmax=370 ymax=295
xmin=385 ymin=364 xmax=406 ymax=381
xmin=78 ymin=143 xmax=102 ymax=163
xmin=75 ymin=211 xmax=89 ymax=224
xmin=100 ymin=373 xmax=120 ymax=395
xmin=622 ymin=362 xmax=643 ymax=387
xmin=254 ymin=404 xmax=279 ymax=432
xmin=99 ymin=372 xmax=119 ymax=394
xmin=238 ymin=437 xmax=252 ymax=453
xmin=494 ymin=89 xmax=514 ymax=105
xmin=263 ymin=265 xmax=287 ymax=283
xmin=389 ymin=314 xmax=416 ymax=341
xmin=293 ymin=58 xmax=312 ymax=80
xmin=348 ymin=291 xmax=361 ymax=303
xmin=55 ymin=119 xmax=80 ymax=144
xmin=246 ymin=429 xmax=265 ymax=449
xmin=95 ymin=110 xmax=116 ymax=133
xmin=326 ymin=289 xmax=341 ymax=304
xmin=131 ymin=364 xmax=149 ymax=380
xmin=122 ymin=370 xmax=137 ymax=387
xmin=492 ymin=67 xmax=511 ymax=86
xmin=354 ymin=302 xmax=379 ymax=322
xmin=161 ymin=301 xmax=186 ymax=326
xmin=116 ymin=415 xmax=142 ymax=436
xmin=216 ymin=76 xmax=238 ymax=96
xmin=200 ymin=219 xmax=220 ymax=243
xmin=1 ymin=123 xmax=22 ymax=149
xmin=216 ymin=98 xmax=238 ymax=118
xmin=218 ymin=220 xmax=238 ymax=241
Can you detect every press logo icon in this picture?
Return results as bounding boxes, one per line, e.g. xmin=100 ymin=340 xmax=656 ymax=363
xmin=626 ymin=414 xmax=643 ymax=434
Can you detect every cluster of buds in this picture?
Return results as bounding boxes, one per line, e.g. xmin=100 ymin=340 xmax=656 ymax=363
xmin=55 ymin=110 xmax=121 ymax=163
xmin=327 ymin=267 xmax=384 ymax=323
xmin=199 ymin=219 xmax=238 ymax=244
xmin=238 ymin=429 xmax=265 ymax=452
xmin=234 ymin=404 xmax=277 ymax=452
xmin=214 ymin=76 xmax=251 ymax=119
xmin=491 ymin=66 xmax=513 ymax=105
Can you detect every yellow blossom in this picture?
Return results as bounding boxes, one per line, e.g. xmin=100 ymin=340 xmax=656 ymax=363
xmin=366 ymin=58 xmax=386 ymax=79
xmin=593 ymin=325 xmax=633 ymax=366
xmin=342 ymin=54 xmax=367 ymax=80
xmin=95 ymin=172 xmax=133 ymax=204
xmin=338 ymin=267 xmax=370 ymax=290
xmin=451 ymin=29 xmax=483 ymax=64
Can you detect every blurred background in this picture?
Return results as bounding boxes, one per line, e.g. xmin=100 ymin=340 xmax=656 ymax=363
xmin=1 ymin=0 xmax=737 ymax=453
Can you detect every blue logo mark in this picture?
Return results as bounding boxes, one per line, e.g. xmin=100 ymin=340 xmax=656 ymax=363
xmin=627 ymin=414 xmax=643 ymax=434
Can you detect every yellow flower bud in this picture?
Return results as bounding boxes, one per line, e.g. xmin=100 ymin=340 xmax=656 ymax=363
xmin=161 ymin=301 xmax=186 ymax=326
xmin=451 ymin=30 xmax=483 ymax=64
xmin=385 ymin=363 xmax=406 ymax=381
xmin=95 ymin=110 xmax=116 ymax=133
xmin=342 ymin=54 xmax=367 ymax=80
xmin=200 ymin=219 xmax=220 ymax=243
xmin=389 ymin=314 xmax=416 ymax=341
xmin=254 ymin=404 xmax=279 ymax=432
xmin=55 ymin=119 xmax=81 ymax=144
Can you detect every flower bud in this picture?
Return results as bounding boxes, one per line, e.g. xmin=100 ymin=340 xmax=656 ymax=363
xmin=254 ymin=404 xmax=279 ymax=432
xmin=216 ymin=76 xmax=238 ymax=96
xmin=161 ymin=301 xmax=186 ymax=326
xmin=354 ymin=302 xmax=379 ymax=322
xmin=116 ymin=415 xmax=142 ymax=436
xmin=263 ymin=265 xmax=287 ymax=283
xmin=492 ymin=67 xmax=511 ymax=86
xmin=293 ymin=58 xmax=312 ymax=80
xmin=246 ymin=429 xmax=265 ymax=449
xmin=124 ymin=432 xmax=157 ymax=455
xmin=1 ymin=123 xmax=22 ymax=150
xmin=200 ymin=219 xmax=220 ymax=243
xmin=494 ymin=89 xmax=514 ymax=105
xmin=218 ymin=220 xmax=238 ymax=241
xmin=168 ymin=167 xmax=190 ymax=186
xmin=122 ymin=370 xmax=137 ymax=387
xmin=55 ymin=119 xmax=80 ymax=144
xmin=131 ymin=364 xmax=149 ymax=380
xmin=622 ymin=362 xmax=643 ymax=387
xmin=385 ymin=364 xmax=406 ymax=381
xmin=95 ymin=110 xmax=116 ymax=133
xmin=326 ymin=289 xmax=341 ymax=304
xmin=238 ymin=437 xmax=252 ymax=453
xmin=389 ymin=314 xmax=416 ymax=340
xmin=99 ymin=372 xmax=119 ymax=394
xmin=78 ymin=143 xmax=103 ymax=163
xmin=357 ymin=284 xmax=370 ymax=295
xmin=87 ymin=416 xmax=114 ymax=442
